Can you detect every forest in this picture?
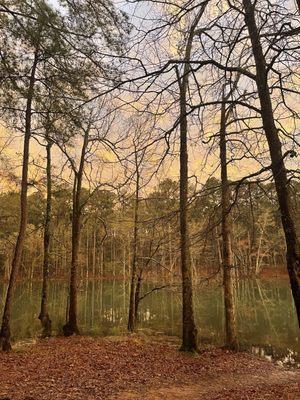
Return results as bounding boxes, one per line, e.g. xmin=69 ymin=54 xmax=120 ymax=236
xmin=0 ymin=0 xmax=299 ymax=399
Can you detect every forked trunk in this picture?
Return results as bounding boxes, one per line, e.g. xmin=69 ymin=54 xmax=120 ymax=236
xmin=63 ymin=130 xmax=89 ymax=336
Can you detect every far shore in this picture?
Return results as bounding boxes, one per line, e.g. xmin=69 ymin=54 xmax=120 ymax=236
xmin=0 ymin=266 xmax=290 ymax=284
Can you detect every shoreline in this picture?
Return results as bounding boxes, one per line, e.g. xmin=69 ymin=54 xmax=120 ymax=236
xmin=0 ymin=267 xmax=290 ymax=285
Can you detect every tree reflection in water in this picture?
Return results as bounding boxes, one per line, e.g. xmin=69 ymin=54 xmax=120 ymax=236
xmin=0 ymin=278 xmax=298 ymax=365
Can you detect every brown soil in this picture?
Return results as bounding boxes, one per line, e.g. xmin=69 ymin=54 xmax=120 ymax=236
xmin=0 ymin=335 xmax=298 ymax=400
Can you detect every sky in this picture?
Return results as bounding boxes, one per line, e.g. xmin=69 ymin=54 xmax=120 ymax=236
xmin=1 ymin=0 xmax=299 ymax=194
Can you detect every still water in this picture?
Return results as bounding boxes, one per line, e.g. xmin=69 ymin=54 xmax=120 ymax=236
xmin=0 ymin=278 xmax=299 ymax=365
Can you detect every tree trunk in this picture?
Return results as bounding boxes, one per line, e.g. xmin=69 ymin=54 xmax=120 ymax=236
xmin=38 ymin=137 xmax=52 ymax=337
xmin=255 ymin=213 xmax=268 ymax=276
xmin=0 ymin=49 xmax=39 ymax=351
xmin=243 ymin=0 xmax=300 ymax=325
xmin=178 ymin=69 xmax=198 ymax=351
xmin=63 ymin=175 xmax=81 ymax=336
xmin=220 ymin=95 xmax=238 ymax=350
xmin=177 ymin=5 xmax=208 ymax=352
xmin=248 ymin=183 xmax=256 ymax=274
xmin=134 ymin=271 xmax=142 ymax=321
xmin=92 ymin=228 xmax=96 ymax=278
xmin=127 ymin=149 xmax=139 ymax=332
xmin=86 ymin=227 xmax=89 ymax=281
xmin=63 ymin=130 xmax=89 ymax=336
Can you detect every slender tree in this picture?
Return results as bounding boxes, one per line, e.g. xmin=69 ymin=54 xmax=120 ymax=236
xmin=127 ymin=144 xmax=140 ymax=332
xmin=63 ymin=125 xmax=89 ymax=336
xmin=219 ymin=80 xmax=239 ymax=350
xmin=0 ymin=48 xmax=39 ymax=351
xmin=177 ymin=3 xmax=209 ymax=351
xmin=38 ymin=130 xmax=53 ymax=337
xmin=0 ymin=1 xmax=65 ymax=350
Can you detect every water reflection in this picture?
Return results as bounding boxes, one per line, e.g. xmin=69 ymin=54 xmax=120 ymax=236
xmin=0 ymin=278 xmax=299 ymax=365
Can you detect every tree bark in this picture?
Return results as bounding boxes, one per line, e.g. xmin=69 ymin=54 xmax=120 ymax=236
xmin=177 ymin=5 xmax=208 ymax=351
xmin=63 ymin=129 xmax=89 ymax=336
xmin=243 ymin=0 xmax=300 ymax=325
xmin=0 ymin=49 xmax=39 ymax=351
xmin=179 ymin=113 xmax=198 ymax=351
xmin=134 ymin=272 xmax=142 ymax=321
xmin=38 ymin=136 xmax=53 ymax=337
xmin=220 ymin=95 xmax=238 ymax=350
xmin=128 ymin=149 xmax=140 ymax=332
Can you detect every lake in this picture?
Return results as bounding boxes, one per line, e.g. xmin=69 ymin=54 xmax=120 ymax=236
xmin=0 ymin=278 xmax=299 ymax=365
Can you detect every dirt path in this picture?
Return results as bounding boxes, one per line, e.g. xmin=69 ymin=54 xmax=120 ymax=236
xmin=0 ymin=335 xmax=299 ymax=400
xmin=114 ymin=370 xmax=299 ymax=399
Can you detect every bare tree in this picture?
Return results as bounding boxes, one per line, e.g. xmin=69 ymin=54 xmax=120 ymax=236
xmin=127 ymin=142 xmax=141 ymax=332
xmin=219 ymin=78 xmax=240 ymax=350
xmin=241 ymin=0 xmax=300 ymax=324
xmin=177 ymin=2 xmax=209 ymax=352
xmin=60 ymin=114 xmax=92 ymax=336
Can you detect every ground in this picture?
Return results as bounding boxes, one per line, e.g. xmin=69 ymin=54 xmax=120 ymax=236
xmin=0 ymin=335 xmax=299 ymax=400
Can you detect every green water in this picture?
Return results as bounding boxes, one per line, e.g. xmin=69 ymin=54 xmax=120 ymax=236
xmin=0 ymin=278 xmax=299 ymax=365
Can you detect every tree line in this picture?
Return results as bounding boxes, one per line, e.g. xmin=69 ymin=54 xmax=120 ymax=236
xmin=1 ymin=178 xmax=298 ymax=281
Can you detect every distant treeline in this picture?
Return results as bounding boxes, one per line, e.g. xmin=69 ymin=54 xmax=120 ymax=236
xmin=0 ymin=178 xmax=298 ymax=281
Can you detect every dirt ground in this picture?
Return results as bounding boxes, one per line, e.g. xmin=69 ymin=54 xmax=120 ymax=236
xmin=0 ymin=335 xmax=299 ymax=400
